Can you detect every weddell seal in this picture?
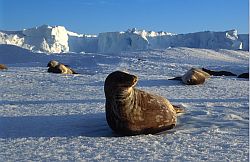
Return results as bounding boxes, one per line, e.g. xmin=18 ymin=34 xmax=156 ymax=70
xmin=182 ymin=68 xmax=210 ymax=85
xmin=47 ymin=60 xmax=78 ymax=74
xmin=104 ymin=71 xmax=184 ymax=136
xmin=169 ymin=68 xmax=210 ymax=85
xmin=201 ymin=68 xmax=237 ymax=76
xmin=0 ymin=64 xmax=8 ymax=70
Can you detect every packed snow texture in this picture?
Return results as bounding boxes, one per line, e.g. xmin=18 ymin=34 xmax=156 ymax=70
xmin=0 ymin=25 xmax=249 ymax=53
xmin=0 ymin=44 xmax=249 ymax=161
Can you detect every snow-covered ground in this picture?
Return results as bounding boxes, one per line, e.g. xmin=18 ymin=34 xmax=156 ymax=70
xmin=0 ymin=45 xmax=249 ymax=161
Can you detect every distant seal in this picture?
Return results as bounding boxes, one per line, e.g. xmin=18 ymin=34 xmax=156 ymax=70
xmin=237 ymin=73 xmax=249 ymax=79
xmin=169 ymin=68 xmax=210 ymax=85
xmin=104 ymin=71 xmax=183 ymax=136
xmin=47 ymin=60 xmax=78 ymax=74
xmin=201 ymin=68 xmax=237 ymax=76
xmin=181 ymin=68 xmax=210 ymax=85
xmin=0 ymin=64 xmax=7 ymax=70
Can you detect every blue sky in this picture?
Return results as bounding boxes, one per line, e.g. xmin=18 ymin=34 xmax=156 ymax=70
xmin=0 ymin=0 xmax=248 ymax=34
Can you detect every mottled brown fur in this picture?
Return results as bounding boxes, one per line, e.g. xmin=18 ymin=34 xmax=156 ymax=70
xmin=104 ymin=71 xmax=180 ymax=136
xmin=47 ymin=60 xmax=78 ymax=74
xmin=0 ymin=64 xmax=7 ymax=70
xmin=181 ymin=68 xmax=210 ymax=85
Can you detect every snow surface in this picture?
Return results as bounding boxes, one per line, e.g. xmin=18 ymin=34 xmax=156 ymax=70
xmin=0 ymin=25 xmax=249 ymax=54
xmin=0 ymin=44 xmax=249 ymax=161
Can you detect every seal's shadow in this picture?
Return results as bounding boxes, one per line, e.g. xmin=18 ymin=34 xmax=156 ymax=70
xmin=0 ymin=113 xmax=113 ymax=138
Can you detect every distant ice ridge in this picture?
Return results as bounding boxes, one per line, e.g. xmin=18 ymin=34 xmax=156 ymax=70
xmin=0 ymin=25 xmax=248 ymax=53
xmin=0 ymin=25 xmax=69 ymax=53
xmin=0 ymin=25 xmax=98 ymax=53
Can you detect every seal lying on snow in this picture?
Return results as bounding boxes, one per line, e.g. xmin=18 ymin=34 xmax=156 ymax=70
xmin=201 ymin=68 xmax=237 ymax=76
xmin=47 ymin=60 xmax=78 ymax=74
xmin=181 ymin=68 xmax=210 ymax=85
xmin=104 ymin=71 xmax=184 ymax=136
xmin=0 ymin=64 xmax=8 ymax=70
xmin=202 ymin=68 xmax=248 ymax=79
xmin=169 ymin=68 xmax=210 ymax=85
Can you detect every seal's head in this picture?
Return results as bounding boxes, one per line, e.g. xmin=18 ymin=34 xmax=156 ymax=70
xmin=104 ymin=71 xmax=138 ymax=97
xmin=47 ymin=60 xmax=59 ymax=68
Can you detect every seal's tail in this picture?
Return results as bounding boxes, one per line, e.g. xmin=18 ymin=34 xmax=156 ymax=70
xmin=172 ymin=105 xmax=185 ymax=114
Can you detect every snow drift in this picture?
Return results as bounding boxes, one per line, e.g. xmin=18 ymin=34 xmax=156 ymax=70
xmin=0 ymin=25 xmax=249 ymax=53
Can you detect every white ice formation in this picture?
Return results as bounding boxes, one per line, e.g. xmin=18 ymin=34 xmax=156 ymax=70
xmin=0 ymin=25 xmax=248 ymax=53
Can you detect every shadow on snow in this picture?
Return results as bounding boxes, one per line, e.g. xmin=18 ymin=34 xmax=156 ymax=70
xmin=0 ymin=113 xmax=114 ymax=139
xmin=0 ymin=99 xmax=105 ymax=106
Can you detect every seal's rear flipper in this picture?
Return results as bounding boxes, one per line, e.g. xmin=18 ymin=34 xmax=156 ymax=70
xmin=172 ymin=105 xmax=185 ymax=114
xmin=168 ymin=76 xmax=182 ymax=81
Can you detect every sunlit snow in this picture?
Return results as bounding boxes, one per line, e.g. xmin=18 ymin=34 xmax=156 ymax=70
xmin=0 ymin=42 xmax=248 ymax=161
xmin=0 ymin=24 xmax=249 ymax=161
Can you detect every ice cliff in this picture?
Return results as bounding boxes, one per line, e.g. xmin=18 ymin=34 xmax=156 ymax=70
xmin=0 ymin=25 xmax=97 ymax=53
xmin=0 ymin=25 xmax=69 ymax=53
xmin=0 ymin=25 xmax=248 ymax=53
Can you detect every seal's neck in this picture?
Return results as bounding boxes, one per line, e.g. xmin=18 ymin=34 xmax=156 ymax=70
xmin=112 ymin=88 xmax=136 ymax=120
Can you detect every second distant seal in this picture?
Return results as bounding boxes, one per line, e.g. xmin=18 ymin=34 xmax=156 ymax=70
xmin=47 ymin=60 xmax=78 ymax=74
